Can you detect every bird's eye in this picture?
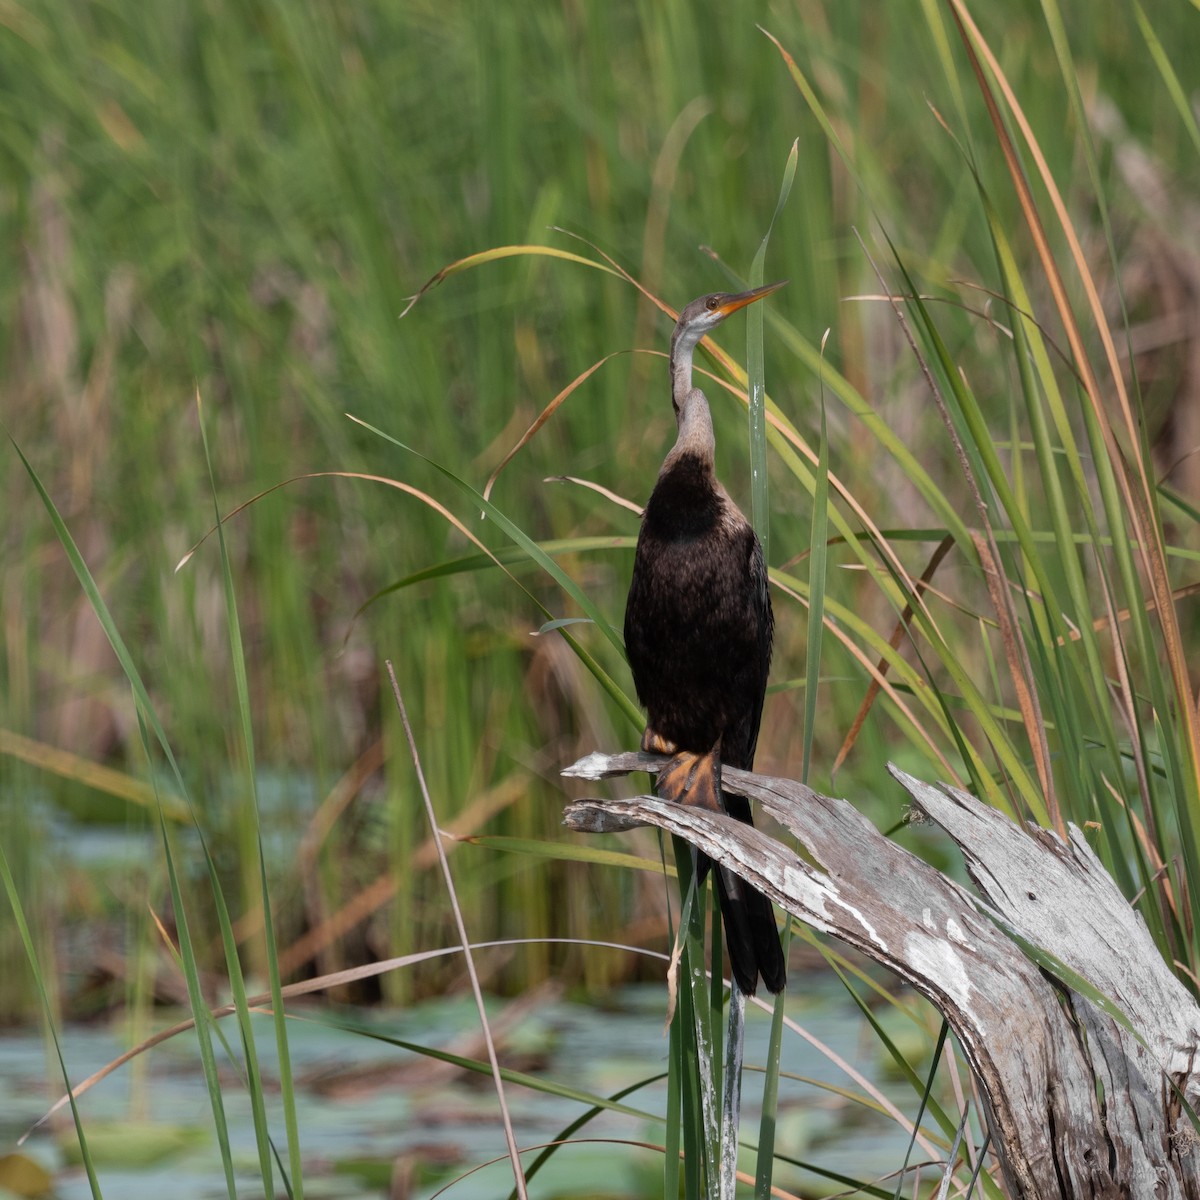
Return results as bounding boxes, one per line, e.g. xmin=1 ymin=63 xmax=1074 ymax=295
xmin=705 ymin=296 xmax=720 ymax=311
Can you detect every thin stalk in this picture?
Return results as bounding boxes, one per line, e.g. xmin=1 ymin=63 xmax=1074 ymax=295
xmin=385 ymin=664 xmax=528 ymax=1200
xmin=720 ymin=985 xmax=745 ymax=1200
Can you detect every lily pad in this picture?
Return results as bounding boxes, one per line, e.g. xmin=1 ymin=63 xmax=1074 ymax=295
xmin=57 ymin=1121 xmax=208 ymax=1167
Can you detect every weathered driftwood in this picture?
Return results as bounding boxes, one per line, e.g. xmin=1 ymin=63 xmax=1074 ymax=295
xmin=562 ymin=751 xmax=1200 ymax=1200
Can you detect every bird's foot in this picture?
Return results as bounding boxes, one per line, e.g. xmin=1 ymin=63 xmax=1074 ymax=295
xmin=655 ymin=749 xmax=723 ymax=814
xmin=640 ymin=728 xmax=678 ymax=756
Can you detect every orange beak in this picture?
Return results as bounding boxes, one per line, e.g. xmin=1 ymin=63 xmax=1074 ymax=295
xmin=713 ymin=279 xmax=788 ymax=318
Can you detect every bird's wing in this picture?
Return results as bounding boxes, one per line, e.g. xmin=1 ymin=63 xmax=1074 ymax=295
xmin=740 ymin=528 xmax=774 ymax=768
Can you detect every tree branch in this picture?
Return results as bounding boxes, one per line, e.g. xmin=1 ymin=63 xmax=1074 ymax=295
xmin=562 ymin=751 xmax=1200 ymax=1199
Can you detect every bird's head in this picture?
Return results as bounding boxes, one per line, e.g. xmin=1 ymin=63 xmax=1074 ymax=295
xmin=670 ymin=280 xmax=787 ymax=366
xmin=668 ymin=281 xmax=787 ymax=417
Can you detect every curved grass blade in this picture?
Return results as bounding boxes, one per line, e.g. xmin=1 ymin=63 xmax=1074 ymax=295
xmin=0 ymin=728 xmax=187 ymax=822
xmin=506 ymin=1074 xmax=668 ymax=1199
xmin=484 ymin=350 xmax=636 ymax=500
xmin=174 ymin=471 xmax=639 ymax=724
xmin=309 ymin=1011 xmax=662 ymax=1124
xmin=461 ymin=835 xmax=674 ymax=874
xmin=350 ymin=415 xmax=625 ymax=655
xmin=399 ymin=243 xmax=623 ymax=318
xmin=347 ymin=417 xmax=640 ymax=739
xmin=536 ymin=617 xmax=593 ymax=634
xmin=353 ymin=536 xmax=634 ymax=612
xmin=23 ymin=938 xmax=674 ymax=1140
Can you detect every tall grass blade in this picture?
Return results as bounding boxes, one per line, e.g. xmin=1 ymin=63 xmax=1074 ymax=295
xmin=746 ymin=138 xmax=798 ymax=558
xmin=144 ymin=721 xmax=239 ymax=1200
xmin=197 ymin=390 xmax=304 ymax=1198
xmin=195 ymin=392 xmax=287 ymax=1197
xmin=205 ymin=874 xmax=277 ymax=1196
xmin=756 ymin=336 xmax=833 ymax=1200
xmin=0 ymin=844 xmax=104 ymax=1199
xmin=948 ymin=0 xmax=1200 ymax=941
xmin=8 ymin=437 xmax=188 ymax=797
xmin=862 ymin=238 xmax=1048 ymax=822
xmin=803 ymin=352 xmax=831 ymax=788
xmin=935 ymin=1108 xmax=970 ymax=1199
xmin=1131 ymin=1 xmax=1200 ymax=157
xmin=684 ymin=868 xmax=719 ymax=1198
xmin=11 ymin=433 xmax=239 ymax=1195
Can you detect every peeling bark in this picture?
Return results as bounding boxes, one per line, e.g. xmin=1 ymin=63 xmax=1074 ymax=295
xmin=562 ymin=751 xmax=1200 ymax=1199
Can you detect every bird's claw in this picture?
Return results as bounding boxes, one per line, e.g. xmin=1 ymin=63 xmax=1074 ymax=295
xmin=656 ymin=749 xmax=723 ymax=814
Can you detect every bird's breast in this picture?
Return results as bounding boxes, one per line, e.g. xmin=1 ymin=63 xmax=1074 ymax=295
xmin=640 ymin=454 xmax=738 ymax=541
xmin=629 ymin=465 xmax=760 ymax=642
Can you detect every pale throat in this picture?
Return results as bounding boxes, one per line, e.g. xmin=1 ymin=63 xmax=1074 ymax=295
xmin=666 ymin=322 xmax=716 ymax=466
xmin=669 ymin=324 xmax=704 ymax=414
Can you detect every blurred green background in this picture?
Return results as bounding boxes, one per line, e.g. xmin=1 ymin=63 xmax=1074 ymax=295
xmin=3 ymin=0 xmax=1198 ymax=1023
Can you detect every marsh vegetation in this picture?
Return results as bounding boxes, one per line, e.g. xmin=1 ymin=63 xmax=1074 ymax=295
xmin=3 ymin=1 xmax=1199 ymax=1195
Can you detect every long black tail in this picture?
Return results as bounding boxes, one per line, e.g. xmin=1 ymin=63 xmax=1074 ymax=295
xmin=710 ymin=789 xmax=786 ymax=996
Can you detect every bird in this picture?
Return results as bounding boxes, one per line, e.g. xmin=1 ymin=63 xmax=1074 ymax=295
xmin=624 ymin=282 xmax=787 ymax=996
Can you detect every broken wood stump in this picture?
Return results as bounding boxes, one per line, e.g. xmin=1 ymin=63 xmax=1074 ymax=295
xmin=562 ymin=750 xmax=1200 ymax=1200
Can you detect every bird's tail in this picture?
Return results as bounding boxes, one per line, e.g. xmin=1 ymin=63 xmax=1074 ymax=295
xmin=713 ymin=853 xmax=787 ymax=996
xmin=655 ymin=748 xmax=787 ymax=996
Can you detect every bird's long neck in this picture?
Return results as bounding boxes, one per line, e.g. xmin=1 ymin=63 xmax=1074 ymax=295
xmin=667 ymin=326 xmax=715 ymax=470
xmin=669 ymin=322 xmax=704 ymax=414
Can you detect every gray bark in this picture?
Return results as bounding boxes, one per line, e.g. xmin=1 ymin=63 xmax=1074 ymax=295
xmin=562 ymin=751 xmax=1200 ymax=1199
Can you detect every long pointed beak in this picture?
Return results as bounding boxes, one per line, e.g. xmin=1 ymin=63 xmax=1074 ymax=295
xmin=713 ymin=279 xmax=788 ymax=318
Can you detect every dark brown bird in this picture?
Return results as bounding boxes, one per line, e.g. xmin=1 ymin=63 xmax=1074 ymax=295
xmin=624 ymin=282 xmax=787 ymax=995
